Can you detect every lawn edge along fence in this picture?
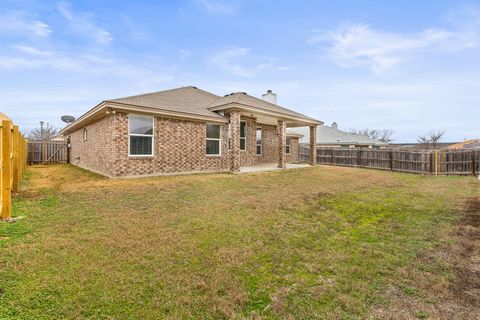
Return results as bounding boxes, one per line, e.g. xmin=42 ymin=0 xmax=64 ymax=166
xmin=299 ymin=146 xmax=479 ymax=176
xmin=1 ymin=113 xmax=28 ymax=221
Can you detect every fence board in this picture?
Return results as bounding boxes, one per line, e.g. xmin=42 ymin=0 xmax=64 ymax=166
xmin=299 ymin=146 xmax=479 ymax=176
xmin=28 ymin=141 xmax=68 ymax=164
xmin=1 ymin=113 xmax=28 ymax=220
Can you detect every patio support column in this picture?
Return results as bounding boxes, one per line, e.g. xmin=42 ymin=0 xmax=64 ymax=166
xmin=229 ymin=110 xmax=241 ymax=172
xmin=277 ymin=119 xmax=286 ymax=168
xmin=309 ymin=125 xmax=317 ymax=166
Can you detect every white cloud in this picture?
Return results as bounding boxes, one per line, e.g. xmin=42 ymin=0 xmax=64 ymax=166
xmin=309 ymin=24 xmax=454 ymax=73
xmin=58 ymin=2 xmax=113 ymax=45
xmin=310 ymin=6 xmax=480 ymax=74
xmin=196 ymin=0 xmax=236 ymax=15
xmin=179 ymin=49 xmax=192 ymax=61
xmin=11 ymin=44 xmax=53 ymax=56
xmin=0 ymin=12 xmax=51 ymax=37
xmin=0 ymin=43 xmax=176 ymax=81
xmin=209 ymin=47 xmax=273 ymax=77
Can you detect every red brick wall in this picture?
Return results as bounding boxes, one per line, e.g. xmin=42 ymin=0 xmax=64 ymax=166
xmin=256 ymin=124 xmax=277 ymax=164
xmin=70 ymin=112 xmax=299 ymax=177
xmin=239 ymin=116 xmax=257 ymax=167
xmin=69 ymin=114 xmax=117 ymax=176
xmin=286 ymin=137 xmax=299 ymax=163
xmin=112 ymin=113 xmax=230 ymax=177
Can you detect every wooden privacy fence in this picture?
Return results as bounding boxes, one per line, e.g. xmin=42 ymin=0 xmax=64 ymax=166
xmin=28 ymin=141 xmax=68 ymax=164
xmin=299 ymin=146 xmax=480 ymax=176
xmin=1 ymin=113 xmax=28 ymax=221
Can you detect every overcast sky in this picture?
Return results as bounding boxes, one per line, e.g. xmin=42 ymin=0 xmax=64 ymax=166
xmin=1 ymin=0 xmax=479 ymax=142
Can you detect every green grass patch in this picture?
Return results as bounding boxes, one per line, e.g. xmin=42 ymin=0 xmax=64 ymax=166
xmin=0 ymin=165 xmax=477 ymax=319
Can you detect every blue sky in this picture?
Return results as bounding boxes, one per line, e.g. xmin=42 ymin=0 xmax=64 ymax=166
xmin=1 ymin=0 xmax=479 ymax=142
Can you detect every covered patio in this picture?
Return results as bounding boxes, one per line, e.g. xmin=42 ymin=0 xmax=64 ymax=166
xmin=207 ymin=91 xmax=323 ymax=172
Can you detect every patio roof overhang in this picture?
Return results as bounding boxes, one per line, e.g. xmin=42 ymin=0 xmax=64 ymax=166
xmin=211 ymin=103 xmax=323 ymax=127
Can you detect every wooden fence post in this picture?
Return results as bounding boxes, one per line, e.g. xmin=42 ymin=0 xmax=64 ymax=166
xmin=12 ymin=125 xmax=19 ymax=193
xmin=472 ymin=150 xmax=476 ymax=176
xmin=1 ymin=120 xmax=12 ymax=220
xmin=434 ymin=150 xmax=439 ymax=176
xmin=389 ymin=150 xmax=393 ymax=171
xmin=42 ymin=142 xmax=46 ymax=165
xmin=67 ymin=137 xmax=71 ymax=164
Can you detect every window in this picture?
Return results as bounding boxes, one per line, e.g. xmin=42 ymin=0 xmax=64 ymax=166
xmin=206 ymin=123 xmax=221 ymax=155
xmin=83 ymin=127 xmax=88 ymax=141
xmin=256 ymin=127 xmax=262 ymax=155
xmin=285 ymin=137 xmax=291 ymax=155
xmin=240 ymin=121 xmax=246 ymax=150
xmin=129 ymin=114 xmax=154 ymax=156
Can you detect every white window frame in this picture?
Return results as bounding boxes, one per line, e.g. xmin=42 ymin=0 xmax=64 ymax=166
xmin=128 ymin=114 xmax=154 ymax=157
xmin=240 ymin=121 xmax=247 ymax=151
xmin=206 ymin=123 xmax=222 ymax=156
xmin=83 ymin=127 xmax=88 ymax=142
xmin=286 ymin=137 xmax=291 ymax=155
xmin=256 ymin=127 xmax=262 ymax=155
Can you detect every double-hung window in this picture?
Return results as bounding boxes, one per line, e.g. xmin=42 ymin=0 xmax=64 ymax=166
xmin=206 ymin=124 xmax=221 ymax=156
xmin=129 ymin=114 xmax=154 ymax=156
xmin=285 ymin=137 xmax=291 ymax=155
xmin=256 ymin=127 xmax=262 ymax=155
xmin=240 ymin=121 xmax=246 ymax=151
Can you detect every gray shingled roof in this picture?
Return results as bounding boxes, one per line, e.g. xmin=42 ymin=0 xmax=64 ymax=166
xmin=207 ymin=92 xmax=320 ymax=122
xmin=108 ymin=86 xmax=225 ymax=120
xmin=60 ymin=86 xmax=322 ymax=135
xmin=292 ymin=125 xmax=388 ymax=146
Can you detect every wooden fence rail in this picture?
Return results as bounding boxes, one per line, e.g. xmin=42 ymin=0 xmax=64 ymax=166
xmin=27 ymin=141 xmax=68 ymax=164
xmin=1 ymin=113 xmax=28 ymax=221
xmin=299 ymin=146 xmax=479 ymax=176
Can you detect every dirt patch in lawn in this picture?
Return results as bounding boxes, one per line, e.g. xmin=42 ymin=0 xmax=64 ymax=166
xmin=370 ymin=196 xmax=480 ymax=320
xmin=449 ymin=197 xmax=480 ymax=311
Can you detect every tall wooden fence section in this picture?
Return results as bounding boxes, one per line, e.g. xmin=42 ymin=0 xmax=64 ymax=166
xmin=299 ymin=146 xmax=479 ymax=176
xmin=27 ymin=141 xmax=68 ymax=164
xmin=1 ymin=113 xmax=28 ymax=221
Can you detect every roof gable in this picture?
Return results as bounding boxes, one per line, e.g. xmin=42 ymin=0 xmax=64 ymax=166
xmin=207 ymin=92 xmax=320 ymax=123
xmin=108 ymin=86 xmax=224 ymax=119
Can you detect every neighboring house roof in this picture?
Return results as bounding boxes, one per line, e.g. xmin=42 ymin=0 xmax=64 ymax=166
xmin=446 ymin=139 xmax=480 ymax=150
xmin=60 ymin=86 xmax=322 ymax=135
xmin=296 ymin=125 xmax=388 ymax=146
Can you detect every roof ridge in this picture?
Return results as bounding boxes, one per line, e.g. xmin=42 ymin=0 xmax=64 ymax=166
xmin=241 ymin=92 xmax=317 ymax=120
xmin=108 ymin=86 xmax=219 ymax=102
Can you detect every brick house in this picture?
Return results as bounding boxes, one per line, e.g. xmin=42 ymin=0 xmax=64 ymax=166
xmin=60 ymin=86 xmax=322 ymax=177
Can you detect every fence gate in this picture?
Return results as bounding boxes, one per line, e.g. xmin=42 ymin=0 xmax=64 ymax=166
xmin=28 ymin=141 xmax=69 ymax=164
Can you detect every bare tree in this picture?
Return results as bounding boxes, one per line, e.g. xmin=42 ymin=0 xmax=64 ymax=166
xmin=416 ymin=134 xmax=431 ymax=149
xmin=349 ymin=128 xmax=394 ymax=143
xmin=416 ymin=130 xmax=445 ymax=149
xmin=428 ymin=130 xmax=445 ymax=149
xmin=26 ymin=122 xmax=59 ymax=141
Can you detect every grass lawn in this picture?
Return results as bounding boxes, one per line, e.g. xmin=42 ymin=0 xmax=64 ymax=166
xmin=0 ymin=164 xmax=478 ymax=319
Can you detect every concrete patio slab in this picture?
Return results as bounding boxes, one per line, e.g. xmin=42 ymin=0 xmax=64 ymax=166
xmin=239 ymin=163 xmax=310 ymax=174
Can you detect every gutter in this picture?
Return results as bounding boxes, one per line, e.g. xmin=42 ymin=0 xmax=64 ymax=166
xmin=59 ymin=101 xmax=228 ymax=135
xmin=208 ymin=102 xmax=323 ymax=125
